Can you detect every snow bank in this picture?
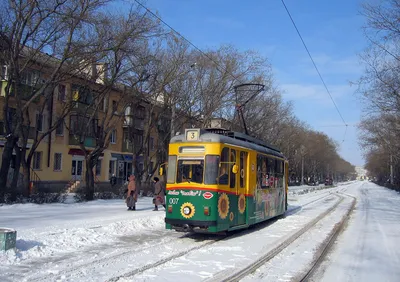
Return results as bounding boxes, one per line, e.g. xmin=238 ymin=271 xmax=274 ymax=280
xmin=0 ymin=197 xmax=165 ymax=266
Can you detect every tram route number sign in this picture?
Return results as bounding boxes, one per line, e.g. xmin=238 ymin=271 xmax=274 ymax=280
xmin=185 ymin=129 xmax=200 ymax=141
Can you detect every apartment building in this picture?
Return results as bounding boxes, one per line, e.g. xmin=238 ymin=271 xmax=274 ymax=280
xmin=0 ymin=61 xmax=163 ymax=189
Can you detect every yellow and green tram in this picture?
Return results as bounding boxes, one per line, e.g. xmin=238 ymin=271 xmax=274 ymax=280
xmin=164 ymin=128 xmax=289 ymax=233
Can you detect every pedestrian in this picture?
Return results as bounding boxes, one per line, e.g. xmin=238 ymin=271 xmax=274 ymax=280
xmin=126 ymin=175 xmax=137 ymax=211
xmin=152 ymin=177 xmax=165 ymax=211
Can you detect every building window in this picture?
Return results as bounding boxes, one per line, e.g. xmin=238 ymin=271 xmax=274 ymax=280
xmin=58 ymin=84 xmax=66 ymax=101
xmin=56 ymin=118 xmax=64 ymax=135
xmin=149 ymin=161 xmax=154 ymax=174
xmin=0 ymin=65 xmax=8 ymax=80
xmin=136 ymin=106 xmax=145 ymax=119
xmin=21 ymin=70 xmax=40 ymax=86
xmin=54 ymin=153 xmax=62 ymax=171
xmin=112 ymin=100 xmax=117 ymax=113
xmin=36 ymin=113 xmax=43 ymax=132
xmin=96 ymin=160 xmax=102 ymax=176
xmin=135 ymin=134 xmax=143 ymax=147
xmin=110 ymin=130 xmax=116 ymax=144
xmin=69 ymin=115 xmax=97 ymax=137
xmin=103 ymin=97 xmax=107 ymax=112
xmin=33 ymin=152 xmax=42 ymax=170
xmin=71 ymin=85 xmax=93 ymax=105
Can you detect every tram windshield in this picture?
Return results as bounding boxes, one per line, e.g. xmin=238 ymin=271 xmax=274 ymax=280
xmin=174 ymin=155 xmax=220 ymax=184
xmin=177 ymin=160 xmax=204 ymax=183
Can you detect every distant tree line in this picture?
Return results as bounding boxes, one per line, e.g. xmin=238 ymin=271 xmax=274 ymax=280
xmin=356 ymin=0 xmax=400 ymax=189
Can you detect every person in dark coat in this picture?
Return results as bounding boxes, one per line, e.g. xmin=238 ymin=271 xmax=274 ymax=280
xmin=153 ymin=177 xmax=166 ymax=211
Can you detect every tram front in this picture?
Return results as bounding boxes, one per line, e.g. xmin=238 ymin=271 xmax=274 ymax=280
xmin=164 ymin=129 xmax=221 ymax=233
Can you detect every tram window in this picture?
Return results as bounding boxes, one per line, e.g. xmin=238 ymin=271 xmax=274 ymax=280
xmin=257 ymin=155 xmax=262 ymax=189
xmin=218 ymin=147 xmax=229 ymax=185
xmin=240 ymin=151 xmax=247 ymax=188
xmin=230 ymin=149 xmax=236 ymax=188
xmin=205 ymin=155 xmax=219 ymax=185
xmin=276 ymin=160 xmax=283 ymax=175
xmin=267 ymin=158 xmax=275 ymax=188
xmin=167 ymin=155 xmax=177 ymax=184
xmin=262 ymin=156 xmax=268 ymax=188
xmin=176 ymin=160 xmax=204 ymax=184
xmin=268 ymin=158 xmax=275 ymax=175
xmin=276 ymin=160 xmax=284 ymax=188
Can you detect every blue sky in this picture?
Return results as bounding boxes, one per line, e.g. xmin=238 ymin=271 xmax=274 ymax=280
xmin=134 ymin=0 xmax=368 ymax=166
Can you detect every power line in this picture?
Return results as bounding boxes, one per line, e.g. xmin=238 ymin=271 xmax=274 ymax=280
xmin=280 ymin=0 xmax=348 ymax=129
xmin=132 ymin=0 xmax=243 ymax=84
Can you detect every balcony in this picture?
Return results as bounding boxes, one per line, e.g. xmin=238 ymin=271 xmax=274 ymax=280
xmin=123 ymin=117 xmax=144 ymax=130
xmin=122 ymin=140 xmax=133 ymax=153
xmin=0 ymin=81 xmax=40 ymax=102
xmin=134 ymin=119 xmax=144 ymax=130
xmin=0 ymin=122 xmax=35 ymax=139
xmin=69 ymin=134 xmax=96 ymax=148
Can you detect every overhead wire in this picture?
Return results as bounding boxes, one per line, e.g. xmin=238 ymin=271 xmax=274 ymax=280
xmin=133 ymin=0 xmax=259 ymax=131
xmin=133 ymin=0 xmax=349 ymax=141
xmin=280 ymin=0 xmax=348 ymax=142
xmin=132 ymin=0 xmax=244 ymax=84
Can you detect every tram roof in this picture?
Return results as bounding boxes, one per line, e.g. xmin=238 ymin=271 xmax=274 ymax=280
xmin=170 ymin=129 xmax=285 ymax=158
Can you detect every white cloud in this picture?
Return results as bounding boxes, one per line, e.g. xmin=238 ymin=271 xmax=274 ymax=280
xmin=281 ymin=83 xmax=353 ymax=106
xmin=299 ymin=54 xmax=363 ymax=77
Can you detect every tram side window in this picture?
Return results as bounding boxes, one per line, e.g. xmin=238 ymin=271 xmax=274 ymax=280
xmin=276 ymin=160 xmax=284 ymax=188
xmin=230 ymin=149 xmax=236 ymax=189
xmin=268 ymin=158 xmax=275 ymax=188
xmin=205 ymin=155 xmax=219 ymax=185
xmin=240 ymin=151 xmax=248 ymax=188
xmin=257 ymin=155 xmax=262 ymax=189
xmin=218 ymin=147 xmax=229 ymax=185
xmin=257 ymin=154 xmax=269 ymax=189
xmin=167 ymin=155 xmax=177 ymax=184
xmin=262 ymin=156 xmax=268 ymax=188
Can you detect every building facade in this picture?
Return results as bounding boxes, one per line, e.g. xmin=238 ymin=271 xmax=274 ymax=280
xmin=0 ymin=62 xmax=162 ymax=190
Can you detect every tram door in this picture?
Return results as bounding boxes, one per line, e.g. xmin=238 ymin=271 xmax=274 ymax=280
xmin=237 ymin=151 xmax=248 ymax=226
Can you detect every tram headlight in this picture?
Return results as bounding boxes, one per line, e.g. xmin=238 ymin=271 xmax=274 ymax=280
xmin=180 ymin=202 xmax=195 ymax=219
xmin=183 ymin=206 xmax=191 ymax=215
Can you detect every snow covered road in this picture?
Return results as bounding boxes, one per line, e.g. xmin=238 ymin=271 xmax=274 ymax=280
xmin=1 ymin=181 xmax=398 ymax=282
xmin=311 ymin=181 xmax=400 ymax=282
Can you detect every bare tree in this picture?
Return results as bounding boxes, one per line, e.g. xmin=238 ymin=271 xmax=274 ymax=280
xmin=0 ymin=0 xmax=113 ymax=199
xmin=356 ymin=0 xmax=400 ymax=186
xmin=63 ymin=5 xmax=162 ymax=200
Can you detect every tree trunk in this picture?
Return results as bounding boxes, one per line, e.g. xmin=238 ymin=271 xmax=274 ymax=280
xmin=0 ymin=137 xmax=18 ymax=202
xmin=20 ymin=152 xmax=32 ymax=197
xmin=84 ymin=158 xmax=95 ymax=201
xmin=22 ymin=165 xmax=31 ymax=197
xmin=10 ymin=145 xmax=22 ymax=197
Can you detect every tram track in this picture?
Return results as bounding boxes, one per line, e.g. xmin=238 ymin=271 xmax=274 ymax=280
xmin=25 ymin=187 xmax=342 ymax=282
xmin=297 ymin=192 xmax=357 ymax=282
xmin=286 ymin=186 xmax=346 ymax=216
xmin=208 ymin=193 xmax=348 ymax=282
xmin=25 ymin=230 xmax=194 ymax=282
xmin=107 ymin=189 xmax=342 ymax=282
